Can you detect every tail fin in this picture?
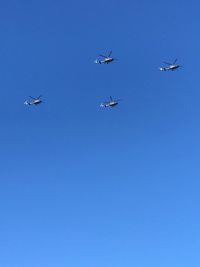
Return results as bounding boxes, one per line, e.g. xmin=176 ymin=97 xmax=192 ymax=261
xmin=94 ymin=59 xmax=101 ymax=64
xmin=24 ymin=101 xmax=30 ymax=105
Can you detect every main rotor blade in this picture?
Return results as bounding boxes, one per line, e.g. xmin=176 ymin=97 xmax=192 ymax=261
xmin=108 ymin=50 xmax=112 ymax=57
xmin=173 ymin=58 xmax=178 ymax=64
xmin=163 ymin=61 xmax=172 ymax=65
xmin=37 ymin=95 xmax=42 ymax=99
xmin=110 ymin=96 xmax=113 ymax=101
xmin=29 ymin=96 xmax=36 ymax=100
xmin=99 ymin=54 xmax=107 ymax=58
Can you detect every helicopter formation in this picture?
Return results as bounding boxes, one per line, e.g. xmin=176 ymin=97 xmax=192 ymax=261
xmin=24 ymin=53 xmax=181 ymax=108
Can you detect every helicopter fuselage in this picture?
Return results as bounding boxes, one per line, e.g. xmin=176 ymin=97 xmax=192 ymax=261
xmin=109 ymin=101 xmax=118 ymax=107
xmin=160 ymin=65 xmax=180 ymax=71
xmin=101 ymin=101 xmax=118 ymax=108
xmin=103 ymin=57 xmax=114 ymax=63
xmin=95 ymin=57 xmax=114 ymax=64
xmin=24 ymin=95 xmax=43 ymax=106
xmin=31 ymin=99 xmax=42 ymax=105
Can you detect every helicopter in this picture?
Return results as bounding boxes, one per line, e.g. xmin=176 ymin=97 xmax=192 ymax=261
xmin=100 ymin=96 xmax=120 ymax=108
xmin=159 ymin=59 xmax=181 ymax=71
xmin=94 ymin=51 xmax=117 ymax=64
xmin=24 ymin=95 xmax=43 ymax=106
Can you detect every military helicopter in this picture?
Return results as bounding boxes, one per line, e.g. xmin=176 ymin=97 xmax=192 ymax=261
xmin=94 ymin=51 xmax=117 ymax=64
xmin=24 ymin=95 xmax=43 ymax=106
xmin=100 ymin=96 xmax=120 ymax=108
xmin=159 ymin=59 xmax=181 ymax=71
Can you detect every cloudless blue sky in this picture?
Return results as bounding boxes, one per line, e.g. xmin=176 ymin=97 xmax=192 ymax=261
xmin=1 ymin=0 xmax=200 ymax=266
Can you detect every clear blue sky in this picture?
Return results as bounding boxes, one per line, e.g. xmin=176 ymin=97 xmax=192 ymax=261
xmin=0 ymin=0 xmax=200 ymax=266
